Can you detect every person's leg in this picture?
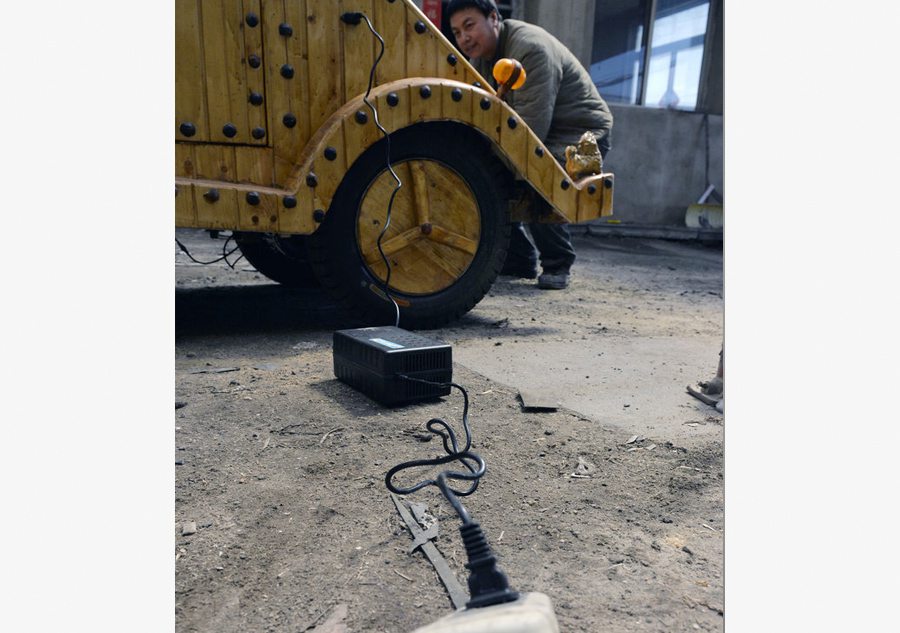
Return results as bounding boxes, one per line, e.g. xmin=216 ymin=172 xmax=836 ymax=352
xmin=529 ymin=222 xmax=576 ymax=273
xmin=500 ymin=222 xmax=539 ymax=278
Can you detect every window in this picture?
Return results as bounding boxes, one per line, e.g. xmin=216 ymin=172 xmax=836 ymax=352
xmin=591 ymin=0 xmax=711 ymax=110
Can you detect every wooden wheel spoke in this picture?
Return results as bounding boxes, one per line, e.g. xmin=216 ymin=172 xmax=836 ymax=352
xmin=409 ymin=160 xmax=431 ymax=225
xmin=362 ymin=226 xmax=423 ymax=265
xmin=426 ymin=225 xmax=479 ymax=256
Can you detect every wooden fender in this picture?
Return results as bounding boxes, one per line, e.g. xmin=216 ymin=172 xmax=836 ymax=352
xmin=289 ymin=77 xmax=613 ymax=231
xmin=175 ymin=78 xmax=614 ymax=235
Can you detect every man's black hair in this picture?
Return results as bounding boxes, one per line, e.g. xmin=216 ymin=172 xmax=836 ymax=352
xmin=445 ymin=0 xmax=500 ymax=20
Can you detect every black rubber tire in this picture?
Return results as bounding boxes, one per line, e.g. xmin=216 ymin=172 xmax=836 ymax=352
xmin=233 ymin=232 xmax=320 ymax=288
xmin=308 ymin=123 xmax=511 ymax=329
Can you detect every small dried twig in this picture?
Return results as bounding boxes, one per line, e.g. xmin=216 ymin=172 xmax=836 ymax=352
xmin=702 ymin=524 xmax=720 ymax=532
xmin=393 ymin=569 xmax=413 ymax=582
xmin=320 ymin=427 xmax=344 ymax=445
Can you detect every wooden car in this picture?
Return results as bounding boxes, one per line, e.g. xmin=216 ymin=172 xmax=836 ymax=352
xmin=175 ymin=0 xmax=613 ymax=328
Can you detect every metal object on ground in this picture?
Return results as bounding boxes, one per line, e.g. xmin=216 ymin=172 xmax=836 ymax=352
xmin=391 ymin=493 xmax=468 ymax=610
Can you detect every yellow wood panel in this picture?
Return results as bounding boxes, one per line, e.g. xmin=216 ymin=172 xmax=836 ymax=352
xmin=342 ymin=107 xmax=384 ymax=174
xmin=498 ymin=103 xmax=527 ymax=173
xmin=263 ymin=0 xmax=290 ymax=179
xmin=340 ymin=0 xmax=375 ymax=100
xmin=202 ymin=1 xmax=251 ymax=144
xmin=175 ymin=141 xmax=196 ymax=179
xmin=195 ymin=189 xmax=240 ymax=230
xmin=527 ymin=141 xmax=557 ymax=206
xmin=576 ymin=181 xmax=602 ymax=223
xmin=465 ymin=66 xmax=490 ymax=90
xmin=237 ymin=191 xmax=279 ymax=232
xmin=272 ymin=0 xmax=311 ymax=184
xmin=599 ymin=174 xmax=614 ymax=216
xmin=440 ymin=82 xmax=472 ymax=125
xmin=175 ymin=184 xmax=197 ymax=226
xmin=551 ymin=173 xmax=579 ymax=222
xmin=405 ymin=9 xmax=437 ymax=78
xmin=374 ymin=0 xmax=407 ymax=84
xmin=375 ymin=87 xmax=411 ymax=135
xmin=409 ymin=80 xmax=443 ymax=123
xmin=191 ymin=144 xmax=238 ymax=181
xmin=278 ymin=187 xmax=316 ymax=234
xmin=235 ymin=146 xmax=275 ymax=186
xmin=242 ymin=0 xmax=268 ymax=145
xmin=306 ymin=0 xmax=343 ymax=135
xmin=439 ymin=47 xmax=467 ymax=82
xmin=175 ymin=0 xmax=208 ymax=141
xmin=175 ymin=142 xmax=198 ymax=225
xmin=193 ymin=147 xmax=240 ymax=228
xmin=470 ymin=92 xmax=501 ymax=144
xmin=310 ymin=125 xmax=347 ymax=214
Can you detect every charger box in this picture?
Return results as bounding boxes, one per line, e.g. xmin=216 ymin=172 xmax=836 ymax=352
xmin=333 ymin=326 xmax=452 ymax=406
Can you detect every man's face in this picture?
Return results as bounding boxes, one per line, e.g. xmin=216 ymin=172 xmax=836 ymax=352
xmin=449 ymin=8 xmax=500 ymax=61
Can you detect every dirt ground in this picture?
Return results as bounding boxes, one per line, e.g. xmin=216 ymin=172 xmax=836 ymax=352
xmin=174 ymin=227 xmax=724 ymax=632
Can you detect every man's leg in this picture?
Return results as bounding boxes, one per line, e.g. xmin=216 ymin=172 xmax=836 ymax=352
xmin=530 ymin=222 xmax=576 ymax=273
xmin=500 ymin=222 xmax=539 ymax=278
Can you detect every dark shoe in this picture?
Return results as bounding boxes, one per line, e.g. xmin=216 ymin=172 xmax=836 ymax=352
xmin=500 ymin=260 xmax=538 ymax=279
xmin=537 ymin=271 xmax=570 ymax=289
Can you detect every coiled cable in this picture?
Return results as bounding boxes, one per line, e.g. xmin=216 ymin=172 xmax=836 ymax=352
xmin=385 ymin=377 xmax=484 ymax=524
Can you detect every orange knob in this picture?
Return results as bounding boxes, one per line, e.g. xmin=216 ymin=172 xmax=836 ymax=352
xmin=493 ymin=58 xmax=526 ymax=90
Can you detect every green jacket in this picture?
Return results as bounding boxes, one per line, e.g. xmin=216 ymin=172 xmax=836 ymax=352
xmin=472 ymin=19 xmax=613 ymax=161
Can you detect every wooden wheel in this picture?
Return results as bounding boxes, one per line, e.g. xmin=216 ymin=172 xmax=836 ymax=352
xmin=357 ymin=159 xmax=481 ymax=295
xmin=309 ymin=122 xmax=511 ymax=329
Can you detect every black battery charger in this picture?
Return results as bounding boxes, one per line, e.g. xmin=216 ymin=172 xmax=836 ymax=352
xmin=332 ymin=326 xmax=452 ymax=406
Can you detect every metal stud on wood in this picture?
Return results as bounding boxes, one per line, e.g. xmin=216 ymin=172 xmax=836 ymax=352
xmin=251 ymin=127 xmax=266 ymax=139
xmin=245 ymin=12 xmax=259 ymax=27
xmin=281 ymin=64 xmax=294 ymax=79
xmin=223 ymin=123 xmax=237 ymax=138
xmin=283 ymin=113 xmax=297 ymax=128
xmin=246 ymin=192 xmax=261 ymax=205
xmin=179 ymin=122 xmax=196 ymax=137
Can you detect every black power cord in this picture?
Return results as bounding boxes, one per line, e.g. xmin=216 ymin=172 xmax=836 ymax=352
xmin=386 ymin=376 xmax=519 ymax=609
xmin=346 ymin=11 xmax=518 ymax=609
xmin=175 ymin=233 xmax=244 ymax=269
xmin=343 ymin=10 xmax=402 ymax=328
